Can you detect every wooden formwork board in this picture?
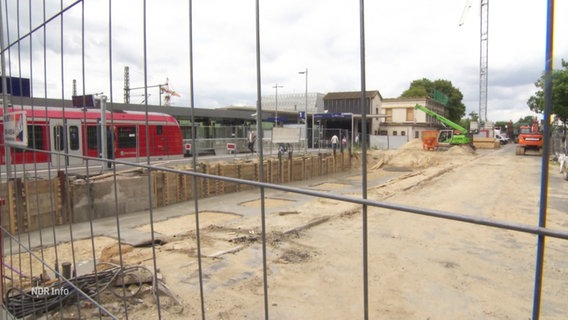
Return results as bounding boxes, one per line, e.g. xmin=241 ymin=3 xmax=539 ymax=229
xmin=304 ymin=157 xmax=314 ymax=179
xmin=473 ymin=138 xmax=500 ymax=149
xmin=264 ymin=160 xmax=277 ymax=184
xmin=2 ymin=178 xmax=63 ymax=233
xmin=0 ymin=152 xmax=355 ymax=233
xmin=7 ymin=181 xmax=18 ymax=233
xmin=220 ymin=164 xmax=239 ymax=194
xmin=153 ymin=173 xmax=166 ymax=207
xmin=320 ymin=158 xmax=327 ymax=175
xmin=239 ymin=163 xmax=256 ymax=181
xmin=24 ymin=179 xmax=63 ymax=232
xmin=179 ymin=172 xmax=204 ymax=201
xmin=313 ymin=156 xmax=321 ymax=177
xmin=202 ymin=164 xmax=219 ymax=197
xmin=306 ymin=157 xmax=315 ymax=179
xmin=166 ymin=172 xmax=182 ymax=205
xmin=280 ymin=159 xmax=290 ymax=184
xmin=292 ymin=159 xmax=304 ymax=181
xmin=154 ymin=171 xmax=184 ymax=207
xmin=344 ymin=152 xmax=352 ymax=169
xmin=238 ymin=162 xmax=257 ymax=190
xmin=178 ymin=174 xmax=192 ymax=201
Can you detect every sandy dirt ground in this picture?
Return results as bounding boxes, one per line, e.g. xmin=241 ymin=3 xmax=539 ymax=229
xmin=8 ymin=140 xmax=568 ymax=319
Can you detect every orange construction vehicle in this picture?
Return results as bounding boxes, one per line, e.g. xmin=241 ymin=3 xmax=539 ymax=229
xmin=516 ymin=119 xmax=543 ymax=155
xmin=421 ymin=130 xmax=439 ymax=150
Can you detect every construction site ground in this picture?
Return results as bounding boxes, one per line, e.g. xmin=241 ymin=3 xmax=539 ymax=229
xmin=8 ymin=140 xmax=568 ymax=319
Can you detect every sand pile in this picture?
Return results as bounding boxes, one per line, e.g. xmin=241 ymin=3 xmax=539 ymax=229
xmin=368 ymin=139 xmax=476 ymax=170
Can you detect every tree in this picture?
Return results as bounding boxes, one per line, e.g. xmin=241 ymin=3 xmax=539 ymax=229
xmin=516 ymin=115 xmax=538 ymax=126
xmin=468 ymin=111 xmax=479 ymax=122
xmin=527 ymin=59 xmax=568 ymax=124
xmin=400 ymin=78 xmax=466 ymax=123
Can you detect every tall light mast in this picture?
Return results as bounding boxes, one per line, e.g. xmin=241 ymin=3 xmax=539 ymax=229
xmin=460 ymin=0 xmax=489 ymax=124
xmin=479 ymin=0 xmax=489 ymax=124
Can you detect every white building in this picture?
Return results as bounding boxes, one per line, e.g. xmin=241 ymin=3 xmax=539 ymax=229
xmin=260 ymin=92 xmax=325 ymax=114
xmin=380 ymin=97 xmax=447 ymax=139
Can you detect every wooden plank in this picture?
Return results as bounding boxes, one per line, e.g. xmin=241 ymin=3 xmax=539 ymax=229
xmin=52 ymin=178 xmax=64 ymax=225
xmin=292 ymin=159 xmax=303 ymax=181
xmin=8 ymin=181 xmax=17 ymax=233
xmin=23 ymin=179 xmax=31 ymax=229
xmin=220 ymin=164 xmax=238 ymax=194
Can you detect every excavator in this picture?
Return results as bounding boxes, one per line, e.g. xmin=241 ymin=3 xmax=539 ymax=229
xmin=515 ymin=118 xmax=543 ymax=155
xmin=414 ymin=104 xmax=475 ymax=150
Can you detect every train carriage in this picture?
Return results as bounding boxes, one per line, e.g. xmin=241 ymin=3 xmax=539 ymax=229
xmin=0 ymin=106 xmax=183 ymax=169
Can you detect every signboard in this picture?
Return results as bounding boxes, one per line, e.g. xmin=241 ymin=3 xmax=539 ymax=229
xmin=431 ymin=90 xmax=448 ymax=106
xmin=72 ymin=94 xmax=99 ymax=108
xmin=0 ymin=76 xmax=31 ymax=97
xmin=272 ymin=127 xmax=301 ymax=144
xmin=4 ymin=111 xmax=28 ymax=147
xmin=314 ymin=112 xmax=352 ymax=120
xmin=226 ymin=143 xmax=236 ymax=153
xmin=267 ymin=117 xmax=287 ymax=123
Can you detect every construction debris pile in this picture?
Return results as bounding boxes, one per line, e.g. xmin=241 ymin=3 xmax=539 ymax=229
xmin=368 ymin=139 xmax=476 ymax=170
xmin=4 ymin=249 xmax=183 ymax=319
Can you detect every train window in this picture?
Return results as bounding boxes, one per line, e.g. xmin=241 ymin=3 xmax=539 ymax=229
xmin=29 ymin=125 xmax=46 ymax=150
xmin=87 ymin=126 xmax=98 ymax=150
xmin=15 ymin=125 xmax=45 ymax=152
xmin=53 ymin=125 xmax=64 ymax=151
xmin=69 ymin=126 xmax=80 ymax=150
xmin=181 ymin=126 xmax=193 ymax=139
xmin=117 ymin=126 xmax=137 ymax=148
xmin=157 ymin=125 xmax=163 ymax=135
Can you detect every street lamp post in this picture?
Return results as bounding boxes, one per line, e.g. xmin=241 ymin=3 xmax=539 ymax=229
xmin=98 ymin=94 xmax=108 ymax=171
xmin=298 ymin=68 xmax=308 ymax=152
xmin=272 ymin=84 xmax=283 ymax=126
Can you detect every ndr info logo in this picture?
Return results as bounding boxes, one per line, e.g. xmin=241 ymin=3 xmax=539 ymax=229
xmin=31 ymin=286 xmax=70 ymax=296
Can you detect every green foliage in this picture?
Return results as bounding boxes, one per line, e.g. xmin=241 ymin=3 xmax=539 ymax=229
xmin=516 ymin=115 xmax=538 ymax=125
xmin=402 ymin=85 xmax=428 ymax=97
xmin=459 ymin=118 xmax=471 ymax=131
xmin=468 ymin=111 xmax=479 ymax=122
xmin=527 ymin=59 xmax=568 ymax=124
xmin=400 ymin=78 xmax=466 ymax=123
xmin=495 ymin=121 xmax=508 ymax=128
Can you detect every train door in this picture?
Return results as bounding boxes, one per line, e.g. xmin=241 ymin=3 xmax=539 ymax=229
xmin=50 ymin=119 xmax=83 ymax=167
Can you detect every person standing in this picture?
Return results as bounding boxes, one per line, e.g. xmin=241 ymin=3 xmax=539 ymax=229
xmin=331 ymin=134 xmax=339 ymax=155
xmin=248 ymin=130 xmax=256 ymax=154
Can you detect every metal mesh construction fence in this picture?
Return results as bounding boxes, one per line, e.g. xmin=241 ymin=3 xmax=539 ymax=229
xmin=0 ymin=1 xmax=565 ymax=320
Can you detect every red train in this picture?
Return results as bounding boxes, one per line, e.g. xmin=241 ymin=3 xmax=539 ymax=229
xmin=0 ymin=105 xmax=184 ymax=169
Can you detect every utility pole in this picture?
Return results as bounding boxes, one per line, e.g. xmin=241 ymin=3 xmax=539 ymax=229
xmin=458 ymin=0 xmax=489 ymax=125
xmin=98 ymin=94 xmax=108 ymax=171
xmin=273 ymin=84 xmax=283 ymax=126
xmin=298 ymin=68 xmax=308 ymax=153
xmin=479 ymin=0 xmax=489 ymax=124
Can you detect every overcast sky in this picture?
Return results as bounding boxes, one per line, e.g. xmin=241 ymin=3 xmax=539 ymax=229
xmin=3 ymin=0 xmax=567 ymax=122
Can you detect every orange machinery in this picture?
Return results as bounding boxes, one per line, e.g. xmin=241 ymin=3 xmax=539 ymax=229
xmin=516 ymin=119 xmax=543 ymax=155
xmin=421 ymin=130 xmax=439 ymax=151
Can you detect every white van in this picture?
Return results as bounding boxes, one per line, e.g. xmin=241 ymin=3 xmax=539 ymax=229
xmin=495 ymin=134 xmax=509 ymax=145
